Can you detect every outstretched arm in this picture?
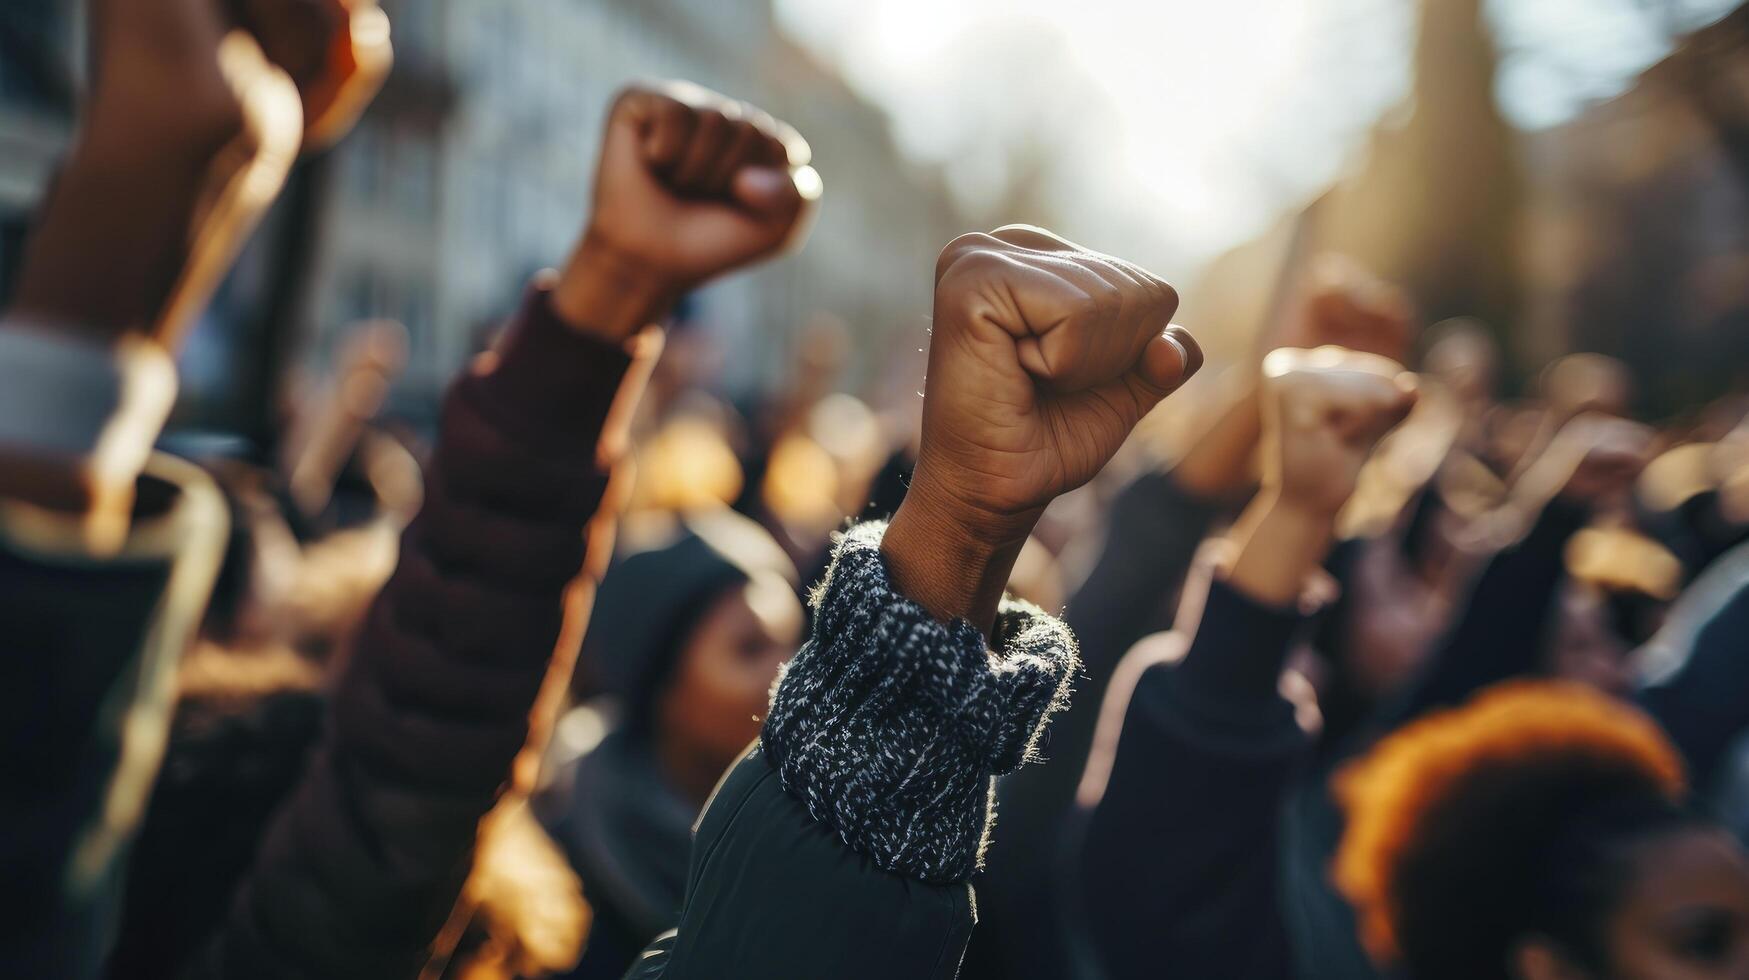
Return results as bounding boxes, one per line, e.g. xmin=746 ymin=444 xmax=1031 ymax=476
xmin=632 ymin=226 xmax=1201 ymax=978
xmin=1073 ymin=347 xmax=1415 ymax=980
xmin=200 ymin=82 xmax=818 ymax=979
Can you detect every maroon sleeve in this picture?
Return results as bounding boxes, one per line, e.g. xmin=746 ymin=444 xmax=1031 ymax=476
xmin=200 ymin=284 xmax=641 ymax=979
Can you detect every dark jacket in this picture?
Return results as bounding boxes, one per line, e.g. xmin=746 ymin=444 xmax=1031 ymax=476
xmin=191 ymin=283 xmax=641 ymax=979
xmin=1280 ymin=497 xmax=1590 ymax=980
xmin=965 ymin=471 xmax=1222 ymax=980
xmin=626 ymin=520 xmax=1080 ymax=978
xmin=0 ymin=454 xmax=228 ymax=979
xmin=1071 ymin=576 xmax=1311 ymax=980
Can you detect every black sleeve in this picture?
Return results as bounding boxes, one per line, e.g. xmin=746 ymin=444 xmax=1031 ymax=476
xmin=641 ymin=521 xmax=1079 ymax=980
xmin=1071 ymin=578 xmax=1308 ymax=980
xmin=0 ymin=457 xmax=226 ymax=979
xmin=1638 ymin=553 xmax=1749 ymax=789
xmin=1372 ymin=498 xmax=1589 ymax=733
xmin=962 ymin=472 xmax=1225 ymax=980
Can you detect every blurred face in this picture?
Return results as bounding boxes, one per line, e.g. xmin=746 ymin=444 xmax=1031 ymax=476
xmin=658 ymin=572 xmax=804 ymax=770
xmin=1601 ymin=828 xmax=1749 ymax=980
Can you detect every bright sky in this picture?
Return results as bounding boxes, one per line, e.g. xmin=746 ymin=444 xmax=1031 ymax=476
xmin=774 ymin=0 xmax=1737 ymax=279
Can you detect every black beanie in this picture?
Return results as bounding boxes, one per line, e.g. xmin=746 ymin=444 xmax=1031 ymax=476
xmin=583 ymin=510 xmax=796 ymax=728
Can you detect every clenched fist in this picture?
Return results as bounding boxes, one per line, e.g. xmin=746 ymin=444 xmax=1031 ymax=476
xmin=884 ymin=226 xmax=1201 ymax=630
xmin=554 ymin=81 xmax=821 ymax=341
xmin=1282 ymin=257 xmax=1416 ymax=363
xmin=1260 ymin=346 xmax=1419 ymax=517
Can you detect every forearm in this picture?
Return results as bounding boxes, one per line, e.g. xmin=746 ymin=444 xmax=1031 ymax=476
xmin=1383 ymin=496 xmax=1589 ymax=728
xmin=206 ymin=284 xmax=647 ymax=978
xmin=764 ymin=521 xmax=1078 ymax=882
xmin=1172 ymin=373 xmax=1262 ymax=499
xmin=880 ymin=463 xmax=1034 ymax=637
xmin=1074 ymin=577 xmax=1308 ymax=979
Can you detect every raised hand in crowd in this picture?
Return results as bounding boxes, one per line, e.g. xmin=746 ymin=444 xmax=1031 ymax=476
xmin=1176 ymin=255 xmax=1413 ymax=502
xmin=625 ymin=227 xmax=1198 ymax=980
xmin=1234 ymin=346 xmax=1420 ymax=602
xmin=1072 ymin=344 xmax=1414 ymax=980
xmin=554 ymin=81 xmax=821 ymax=344
xmin=884 ymin=224 xmax=1199 ymax=631
xmin=0 ymin=3 xmax=386 ymax=977
xmin=191 ymin=82 xmax=818 ymax=980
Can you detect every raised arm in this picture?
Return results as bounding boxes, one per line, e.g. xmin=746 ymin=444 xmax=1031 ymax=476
xmin=1375 ymin=412 xmax=1651 ymax=732
xmin=628 ymin=225 xmax=1200 ymax=978
xmin=199 ymin=82 xmax=818 ymax=979
xmin=1072 ymin=347 xmax=1415 ymax=980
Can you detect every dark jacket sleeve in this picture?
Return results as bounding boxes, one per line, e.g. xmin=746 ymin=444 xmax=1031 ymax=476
xmin=1638 ymin=543 xmax=1749 ymax=788
xmin=1371 ymin=498 xmax=1589 ymax=733
xmin=626 ymin=520 xmax=1080 ymax=979
xmin=962 ymin=472 xmax=1222 ymax=980
xmin=0 ymin=456 xmax=227 ymax=980
xmin=198 ymin=285 xmax=637 ymax=979
xmin=1070 ymin=577 xmax=1309 ymax=980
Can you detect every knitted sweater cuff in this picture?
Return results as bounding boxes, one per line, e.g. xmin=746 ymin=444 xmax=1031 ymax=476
xmin=759 ymin=521 xmax=1079 ymax=883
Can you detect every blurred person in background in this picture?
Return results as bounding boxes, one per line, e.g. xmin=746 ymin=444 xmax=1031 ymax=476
xmin=963 ymin=254 xmax=1417 ymax=980
xmin=1335 ymin=681 xmax=1749 ymax=980
xmin=1069 ymin=344 xmax=1418 ymax=979
xmin=538 ymin=509 xmax=801 ymax=979
xmin=0 ymin=0 xmax=387 ymax=973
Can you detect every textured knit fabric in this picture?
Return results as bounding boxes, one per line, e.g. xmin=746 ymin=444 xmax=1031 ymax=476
xmin=193 ymin=282 xmax=639 ymax=979
xmin=760 ymin=520 xmax=1079 ymax=884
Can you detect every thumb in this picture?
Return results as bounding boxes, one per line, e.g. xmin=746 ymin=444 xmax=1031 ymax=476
xmin=1136 ymin=326 xmax=1203 ymax=396
xmin=1114 ymin=326 xmax=1202 ymax=421
xmin=730 ymin=164 xmax=819 ymax=216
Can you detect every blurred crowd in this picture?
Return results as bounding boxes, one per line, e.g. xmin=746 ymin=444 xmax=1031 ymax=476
xmin=6 ymin=3 xmax=1749 ymax=980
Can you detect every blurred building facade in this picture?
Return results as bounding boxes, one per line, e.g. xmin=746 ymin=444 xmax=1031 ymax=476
xmin=310 ymin=0 xmax=963 ymax=404
xmin=1519 ymin=4 xmax=1749 ymax=413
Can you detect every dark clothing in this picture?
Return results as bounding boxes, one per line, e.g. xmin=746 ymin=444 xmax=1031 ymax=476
xmin=1281 ymin=499 xmax=1590 ymax=980
xmin=543 ymin=730 xmax=694 ymax=980
xmin=108 ymin=678 xmax=324 ymax=978
xmin=628 ymin=520 xmax=1080 ymax=977
xmin=624 ymin=748 xmax=977 ymax=980
xmin=1370 ymin=499 xmax=1590 ymax=732
xmin=1639 ymin=541 xmax=1749 ymax=792
xmin=193 ymin=284 xmax=638 ymax=979
xmin=966 ymin=471 xmax=1222 ymax=980
xmin=1071 ymin=577 xmax=1310 ymax=980
xmin=0 ymin=457 xmax=228 ymax=980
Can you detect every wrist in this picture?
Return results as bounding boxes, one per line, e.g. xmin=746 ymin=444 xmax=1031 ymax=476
xmin=1227 ymin=490 xmax=1337 ymax=608
xmin=881 ymin=469 xmax=1035 ymax=635
xmin=552 ymin=232 xmax=679 ymax=343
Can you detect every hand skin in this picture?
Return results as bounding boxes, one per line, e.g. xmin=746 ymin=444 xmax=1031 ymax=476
xmin=882 ymin=225 xmax=1202 ymax=634
xmin=1227 ymin=346 xmax=1418 ymax=607
xmin=0 ymin=0 xmax=303 ymax=532
xmin=1175 ymin=257 xmax=1413 ymax=501
xmin=552 ymin=82 xmax=821 ymax=344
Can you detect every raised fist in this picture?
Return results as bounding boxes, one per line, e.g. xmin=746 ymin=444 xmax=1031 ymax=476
xmin=554 ymin=82 xmax=820 ymax=339
xmin=1268 ymin=256 xmax=1415 ymax=363
xmin=1259 ymin=346 xmax=1419 ymax=516
xmin=914 ymin=225 xmax=1199 ymax=528
xmin=883 ymin=226 xmax=1199 ymax=629
xmin=225 ymin=0 xmax=394 ymax=147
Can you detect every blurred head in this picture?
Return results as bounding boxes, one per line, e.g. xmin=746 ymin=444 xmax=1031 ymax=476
xmin=1336 ymin=681 xmax=1749 ymax=980
xmin=656 ymin=568 xmax=803 ymax=768
xmin=584 ymin=511 xmax=802 ymax=774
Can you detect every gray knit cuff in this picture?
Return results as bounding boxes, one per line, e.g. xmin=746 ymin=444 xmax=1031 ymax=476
xmin=759 ymin=521 xmax=1079 ymax=883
